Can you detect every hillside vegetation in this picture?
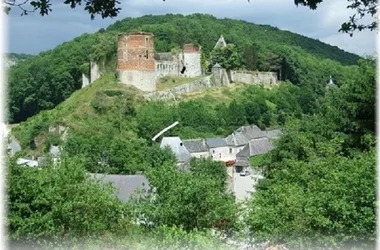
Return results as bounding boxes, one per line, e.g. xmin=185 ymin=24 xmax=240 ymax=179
xmin=7 ymin=13 xmax=375 ymax=250
xmin=7 ymin=13 xmax=360 ymax=123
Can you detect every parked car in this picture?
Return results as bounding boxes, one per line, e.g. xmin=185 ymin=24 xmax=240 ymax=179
xmin=240 ymin=170 xmax=250 ymax=176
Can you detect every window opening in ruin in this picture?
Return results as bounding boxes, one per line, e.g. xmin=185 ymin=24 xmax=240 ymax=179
xmin=145 ymin=50 xmax=149 ymax=59
xmin=180 ymin=66 xmax=186 ymax=74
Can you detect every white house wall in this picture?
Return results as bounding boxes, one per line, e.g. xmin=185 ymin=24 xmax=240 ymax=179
xmin=209 ymin=146 xmax=230 ymax=161
xmin=190 ymin=152 xmax=211 ymax=159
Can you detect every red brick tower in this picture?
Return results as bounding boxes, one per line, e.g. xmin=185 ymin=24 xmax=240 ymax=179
xmin=116 ymin=32 xmax=157 ymax=91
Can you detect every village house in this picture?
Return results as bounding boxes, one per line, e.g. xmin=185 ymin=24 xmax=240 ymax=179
xmin=225 ymin=125 xmax=267 ymax=159
xmin=89 ymin=173 xmax=150 ymax=202
xmin=205 ymin=137 xmax=232 ymax=162
xmin=235 ymin=137 xmax=274 ymax=172
xmin=160 ymin=136 xmax=192 ymax=170
xmin=182 ymin=139 xmax=210 ymax=159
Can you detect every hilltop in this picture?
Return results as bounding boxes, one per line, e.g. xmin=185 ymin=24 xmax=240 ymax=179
xmin=7 ymin=13 xmax=361 ymax=123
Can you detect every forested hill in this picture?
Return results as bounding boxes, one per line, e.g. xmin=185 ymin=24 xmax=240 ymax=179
xmin=7 ymin=13 xmax=361 ymax=123
xmin=5 ymin=53 xmax=33 ymax=68
xmin=107 ymin=14 xmax=360 ymax=64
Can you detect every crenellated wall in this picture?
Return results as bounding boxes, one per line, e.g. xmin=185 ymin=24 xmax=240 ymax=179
xmin=156 ymin=61 xmax=179 ymax=77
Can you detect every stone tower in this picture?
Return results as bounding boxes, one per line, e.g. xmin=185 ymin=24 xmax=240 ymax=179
xmin=211 ymin=63 xmax=229 ymax=86
xmin=116 ymin=32 xmax=157 ymax=92
xmin=182 ymin=44 xmax=202 ymax=78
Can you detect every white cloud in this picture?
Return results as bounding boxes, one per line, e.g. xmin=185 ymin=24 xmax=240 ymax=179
xmin=6 ymin=0 xmax=377 ymax=56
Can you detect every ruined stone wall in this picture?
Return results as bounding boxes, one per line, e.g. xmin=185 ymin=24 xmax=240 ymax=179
xmin=117 ymin=32 xmax=157 ymax=91
xmin=82 ymin=73 xmax=90 ymax=88
xmin=118 ymin=70 xmax=157 ymax=92
xmin=90 ymin=61 xmax=101 ymax=83
xmin=144 ymin=76 xmax=212 ymax=100
xmin=231 ymin=71 xmax=278 ymax=86
xmin=211 ymin=67 xmax=229 ymax=86
xmin=156 ymin=61 xmax=179 ymax=78
xmin=183 ymin=44 xmax=202 ymax=78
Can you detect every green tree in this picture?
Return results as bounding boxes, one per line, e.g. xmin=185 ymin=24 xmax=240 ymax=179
xmin=209 ymin=44 xmax=243 ymax=70
xmin=136 ymin=161 xmax=237 ymax=232
xmin=7 ymin=156 xmax=127 ymax=241
xmin=243 ymin=43 xmax=259 ymax=70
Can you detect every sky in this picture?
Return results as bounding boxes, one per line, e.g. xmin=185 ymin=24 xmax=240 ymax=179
xmin=5 ymin=0 xmax=377 ymax=56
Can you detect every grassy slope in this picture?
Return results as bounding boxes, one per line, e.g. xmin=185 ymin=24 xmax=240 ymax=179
xmin=12 ymin=73 xmax=272 ymax=154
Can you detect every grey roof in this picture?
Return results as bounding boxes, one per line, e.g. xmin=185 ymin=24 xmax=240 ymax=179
xmin=182 ymin=139 xmax=208 ymax=153
xmin=212 ymin=63 xmax=222 ymax=68
xmin=157 ymin=52 xmax=173 ymax=61
xmin=236 ymin=137 xmax=274 ymax=158
xmin=225 ymin=132 xmax=249 ymax=147
xmin=226 ymin=125 xmax=266 ymax=146
xmin=89 ymin=174 xmax=150 ymax=202
xmin=205 ymin=138 xmax=227 ymax=148
xmin=160 ymin=137 xmax=191 ymax=163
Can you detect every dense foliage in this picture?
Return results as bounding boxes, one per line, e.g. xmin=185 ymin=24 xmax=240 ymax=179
xmin=134 ymin=158 xmax=238 ymax=232
xmin=246 ymin=58 xmax=376 ymax=249
xmin=7 ymin=13 xmax=360 ymax=123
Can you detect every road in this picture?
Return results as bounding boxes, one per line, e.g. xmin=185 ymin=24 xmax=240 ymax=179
xmin=233 ymin=169 xmax=263 ymax=202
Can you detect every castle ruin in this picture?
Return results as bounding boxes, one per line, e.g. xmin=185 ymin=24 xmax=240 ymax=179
xmin=82 ymin=33 xmax=279 ymax=93
xmin=116 ymin=32 xmax=157 ymax=92
xmin=116 ymin=32 xmax=202 ymax=92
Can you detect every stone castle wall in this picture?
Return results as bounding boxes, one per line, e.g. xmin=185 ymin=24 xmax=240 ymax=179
xmin=117 ymin=32 xmax=157 ymax=91
xmin=90 ymin=61 xmax=101 ymax=83
xmin=143 ymin=69 xmax=280 ymax=101
xmin=183 ymin=44 xmax=202 ymax=78
xmin=231 ymin=71 xmax=278 ymax=86
xmin=144 ymin=76 xmax=212 ymax=100
xmin=156 ymin=61 xmax=179 ymax=78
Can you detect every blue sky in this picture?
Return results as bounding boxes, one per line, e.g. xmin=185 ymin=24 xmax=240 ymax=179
xmin=5 ymin=0 xmax=376 ymax=56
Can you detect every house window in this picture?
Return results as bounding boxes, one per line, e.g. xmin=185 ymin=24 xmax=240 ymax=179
xmin=200 ymin=155 xmax=203 ymax=158
xmin=212 ymin=150 xmax=215 ymax=154
xmin=145 ymin=50 xmax=149 ymax=59
xmin=180 ymin=142 xmax=183 ymax=146
xmin=219 ymin=153 xmax=221 ymax=159
xmin=229 ymin=148 xmax=232 ymax=154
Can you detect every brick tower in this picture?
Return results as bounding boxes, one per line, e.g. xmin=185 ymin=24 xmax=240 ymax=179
xmin=116 ymin=32 xmax=157 ymax=92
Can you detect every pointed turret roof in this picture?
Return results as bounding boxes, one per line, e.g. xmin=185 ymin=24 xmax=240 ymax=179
xmin=326 ymin=75 xmax=337 ymax=88
xmin=212 ymin=63 xmax=222 ymax=68
xmin=214 ymin=35 xmax=227 ymax=49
